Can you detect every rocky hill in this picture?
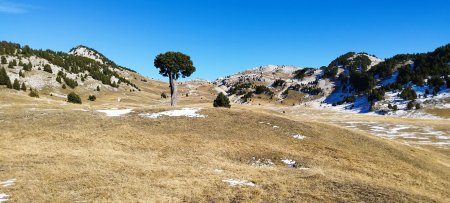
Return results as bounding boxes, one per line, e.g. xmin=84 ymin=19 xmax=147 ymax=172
xmin=0 ymin=41 xmax=144 ymax=99
xmin=214 ymin=44 xmax=450 ymax=118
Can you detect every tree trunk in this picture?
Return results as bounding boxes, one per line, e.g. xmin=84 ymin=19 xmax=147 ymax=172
xmin=169 ymin=73 xmax=177 ymax=106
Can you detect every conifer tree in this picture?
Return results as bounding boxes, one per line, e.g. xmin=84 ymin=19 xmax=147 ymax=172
xmin=13 ymin=78 xmax=20 ymax=90
xmin=21 ymin=82 xmax=27 ymax=91
xmin=1 ymin=56 xmax=6 ymax=64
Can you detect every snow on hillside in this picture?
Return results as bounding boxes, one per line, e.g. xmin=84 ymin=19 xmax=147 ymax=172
xmin=68 ymin=46 xmax=104 ymax=64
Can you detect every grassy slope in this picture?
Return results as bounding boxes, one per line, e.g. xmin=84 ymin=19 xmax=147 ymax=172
xmin=0 ymin=89 xmax=449 ymax=202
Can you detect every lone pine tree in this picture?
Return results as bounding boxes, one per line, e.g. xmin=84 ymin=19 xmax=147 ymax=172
xmin=154 ymin=52 xmax=195 ymax=106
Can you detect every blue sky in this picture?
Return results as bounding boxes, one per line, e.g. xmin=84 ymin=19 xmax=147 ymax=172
xmin=1 ymin=0 xmax=449 ymax=81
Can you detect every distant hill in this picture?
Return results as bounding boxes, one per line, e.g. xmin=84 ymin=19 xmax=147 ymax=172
xmin=0 ymin=41 xmax=142 ymax=96
xmin=214 ymin=44 xmax=450 ymax=118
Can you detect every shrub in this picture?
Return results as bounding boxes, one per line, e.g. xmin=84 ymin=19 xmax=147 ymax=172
xmin=43 ymin=64 xmax=52 ymax=73
xmin=62 ymin=84 xmax=66 ymax=89
xmin=415 ymin=103 xmax=421 ymax=109
xmin=213 ymin=92 xmax=231 ymax=108
xmin=29 ymin=88 xmax=39 ymax=98
xmin=343 ymin=96 xmax=356 ymax=103
xmin=21 ymin=83 xmax=26 ymax=91
xmin=272 ymin=79 xmax=286 ymax=87
xmin=400 ymin=88 xmax=417 ymax=100
xmin=407 ymin=101 xmax=414 ymax=110
xmin=254 ymin=85 xmax=271 ymax=94
xmin=392 ymin=105 xmax=398 ymax=111
xmin=0 ymin=67 xmax=12 ymax=87
xmin=67 ymin=92 xmax=82 ymax=104
xmin=241 ymin=92 xmax=253 ymax=103
xmin=0 ymin=56 xmax=6 ymax=64
xmin=97 ymin=86 xmax=100 ymax=91
xmin=388 ymin=103 xmax=393 ymax=109
xmin=13 ymin=78 xmax=20 ymax=90
xmin=368 ymin=89 xmax=385 ymax=101
xmin=161 ymin=92 xmax=167 ymax=98
xmin=88 ymin=95 xmax=96 ymax=101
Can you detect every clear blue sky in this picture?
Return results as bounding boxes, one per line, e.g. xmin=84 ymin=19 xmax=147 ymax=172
xmin=1 ymin=0 xmax=449 ymax=81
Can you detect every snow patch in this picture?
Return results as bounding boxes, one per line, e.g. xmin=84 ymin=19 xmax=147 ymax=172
xmin=0 ymin=179 xmax=15 ymax=187
xmin=281 ymin=159 xmax=297 ymax=168
xmin=0 ymin=193 xmax=9 ymax=202
xmin=96 ymin=109 xmax=133 ymax=117
xmin=292 ymin=134 xmax=306 ymax=140
xmin=222 ymin=179 xmax=256 ymax=187
xmin=139 ymin=108 xmax=205 ymax=119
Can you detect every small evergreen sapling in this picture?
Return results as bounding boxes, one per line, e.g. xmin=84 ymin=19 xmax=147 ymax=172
xmin=67 ymin=92 xmax=82 ymax=104
xmin=213 ymin=92 xmax=231 ymax=108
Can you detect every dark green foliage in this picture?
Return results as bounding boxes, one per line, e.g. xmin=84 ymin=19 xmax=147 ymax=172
xmin=63 ymin=77 xmax=78 ymax=89
xmin=254 ymin=85 xmax=272 ymax=95
xmin=213 ymin=92 xmax=231 ymax=108
xmin=428 ymin=76 xmax=445 ymax=88
xmin=56 ymin=76 xmax=62 ymax=83
xmin=1 ymin=56 xmax=6 ymax=64
xmin=349 ymin=72 xmax=375 ymax=93
xmin=154 ymin=52 xmax=196 ymax=79
xmin=21 ymin=82 xmax=26 ymax=91
xmin=388 ymin=104 xmax=393 ymax=109
xmin=161 ymin=92 xmax=167 ymax=98
xmin=8 ymin=61 xmax=15 ymax=69
xmin=227 ymin=82 xmax=251 ymax=95
xmin=407 ymin=101 xmax=414 ymax=110
xmin=300 ymin=86 xmax=323 ymax=95
xmin=19 ymin=70 xmax=24 ymax=77
xmin=62 ymin=84 xmax=66 ymax=89
xmin=447 ymin=77 xmax=450 ymax=88
xmin=67 ymin=92 xmax=82 ymax=104
xmin=323 ymin=66 xmax=338 ymax=78
xmin=368 ymin=101 xmax=375 ymax=112
xmin=43 ymin=64 xmax=52 ymax=73
xmin=400 ymin=88 xmax=417 ymax=100
xmin=368 ymin=88 xmax=385 ymax=101
xmin=13 ymin=79 xmax=20 ymax=90
xmin=0 ymin=41 xmax=138 ymax=89
xmin=29 ymin=88 xmax=39 ymax=98
xmin=272 ymin=79 xmax=286 ymax=87
xmin=415 ymin=103 xmax=421 ymax=109
xmin=97 ymin=86 xmax=100 ymax=91
xmin=393 ymin=105 xmax=398 ymax=111
xmin=0 ymin=67 xmax=12 ymax=87
xmin=293 ymin=68 xmax=315 ymax=80
xmin=88 ymin=95 xmax=96 ymax=101
xmin=343 ymin=96 xmax=356 ymax=103
xmin=241 ymin=92 xmax=253 ymax=103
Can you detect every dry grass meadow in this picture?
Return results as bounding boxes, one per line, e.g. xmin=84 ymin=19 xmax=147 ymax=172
xmin=1 ymin=81 xmax=450 ymax=202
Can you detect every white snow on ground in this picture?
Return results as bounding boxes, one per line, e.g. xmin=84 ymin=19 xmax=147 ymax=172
xmin=96 ymin=109 xmax=133 ymax=117
xmin=250 ymin=157 xmax=274 ymax=167
xmin=0 ymin=193 xmax=9 ymax=202
xmin=281 ymin=159 xmax=296 ymax=168
xmin=68 ymin=46 xmax=104 ymax=64
xmin=337 ymin=121 xmax=450 ymax=146
xmin=0 ymin=179 xmax=15 ymax=187
xmin=292 ymin=134 xmax=306 ymax=140
xmin=0 ymin=179 xmax=15 ymax=203
xmin=139 ymin=108 xmax=206 ymax=119
xmin=222 ymin=179 xmax=256 ymax=187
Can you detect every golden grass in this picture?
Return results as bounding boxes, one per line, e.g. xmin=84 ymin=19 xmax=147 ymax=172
xmin=1 ymin=98 xmax=449 ymax=202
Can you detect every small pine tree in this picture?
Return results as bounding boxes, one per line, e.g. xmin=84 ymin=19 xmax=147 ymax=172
xmin=0 ymin=67 xmax=11 ymax=86
xmin=13 ymin=79 xmax=20 ymax=90
xmin=43 ymin=64 xmax=52 ymax=73
xmin=415 ymin=103 xmax=421 ymax=110
xmin=88 ymin=95 xmax=96 ymax=101
xmin=62 ymin=84 xmax=66 ymax=89
xmin=96 ymin=86 xmax=100 ymax=91
xmin=407 ymin=101 xmax=414 ymax=110
xmin=1 ymin=56 xmax=6 ymax=64
xmin=67 ymin=92 xmax=82 ymax=104
xmin=19 ymin=70 xmax=24 ymax=77
xmin=56 ymin=76 xmax=61 ymax=83
xmin=161 ymin=92 xmax=167 ymax=98
xmin=393 ymin=105 xmax=398 ymax=111
xmin=388 ymin=103 xmax=393 ymax=109
xmin=29 ymin=88 xmax=39 ymax=98
xmin=8 ymin=61 xmax=14 ymax=69
xmin=213 ymin=92 xmax=231 ymax=108
xmin=21 ymin=82 xmax=27 ymax=91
